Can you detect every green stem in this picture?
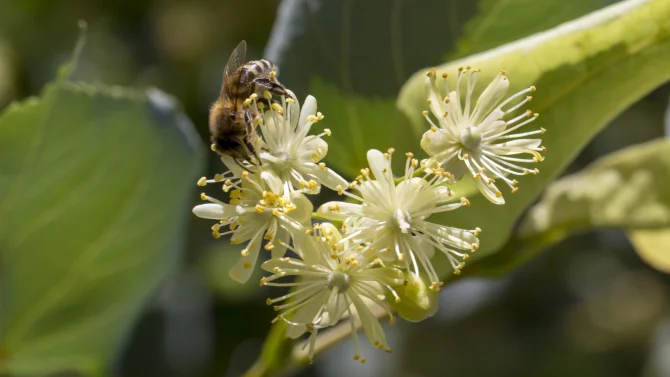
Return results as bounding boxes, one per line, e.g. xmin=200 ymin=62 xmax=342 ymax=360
xmin=244 ymin=306 xmax=389 ymax=377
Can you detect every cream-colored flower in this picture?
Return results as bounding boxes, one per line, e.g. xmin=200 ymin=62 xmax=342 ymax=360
xmin=421 ymin=67 xmax=545 ymax=204
xmin=261 ymin=224 xmax=404 ymax=363
xmin=194 ymin=170 xmax=311 ymax=283
xmin=243 ymin=91 xmax=347 ymax=197
xmin=317 ymin=149 xmax=480 ymax=289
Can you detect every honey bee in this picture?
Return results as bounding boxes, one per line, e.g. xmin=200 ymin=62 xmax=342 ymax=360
xmin=209 ymin=40 xmax=291 ymax=168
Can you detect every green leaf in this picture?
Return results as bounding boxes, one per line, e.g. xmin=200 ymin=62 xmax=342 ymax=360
xmin=397 ymin=0 xmax=670 ymax=275
xmin=468 ymin=138 xmax=670 ymax=277
xmin=266 ymin=0 xmax=612 ymax=178
xmin=0 ymin=78 xmax=204 ymax=374
xmin=453 ymin=0 xmax=613 ymax=59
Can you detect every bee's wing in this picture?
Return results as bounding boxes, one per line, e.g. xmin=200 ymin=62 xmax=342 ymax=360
xmin=220 ymin=40 xmax=247 ymax=99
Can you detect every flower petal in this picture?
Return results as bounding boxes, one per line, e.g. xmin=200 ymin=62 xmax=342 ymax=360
xmin=271 ymin=226 xmax=290 ymax=258
xmin=488 ymin=138 xmax=542 ymax=155
xmin=299 ymin=162 xmax=348 ymax=191
xmin=474 ymin=175 xmax=504 ymax=205
xmin=229 ymin=229 xmax=264 ymax=283
xmin=470 ymin=72 xmax=509 ymax=124
xmin=366 ymin=149 xmax=393 ymax=187
xmin=296 ymin=95 xmax=317 ymax=138
xmin=317 ymin=201 xmax=364 ymax=220
xmin=192 ymin=203 xmax=237 ymax=219
xmin=288 ymin=192 xmax=314 ymax=226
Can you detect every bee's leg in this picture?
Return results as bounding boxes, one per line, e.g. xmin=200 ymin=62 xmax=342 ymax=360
xmin=254 ymin=78 xmax=292 ymax=99
xmin=234 ymin=158 xmax=253 ymax=173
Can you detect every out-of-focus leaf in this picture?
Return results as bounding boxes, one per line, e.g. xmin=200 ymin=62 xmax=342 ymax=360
xmin=467 ymin=139 xmax=670 ymax=277
xmin=0 ymin=74 xmax=203 ymax=373
xmin=628 ymin=229 xmax=670 ymax=273
xmin=398 ymin=0 xmax=670 ymax=277
xmin=520 ymin=138 xmax=670 ymax=237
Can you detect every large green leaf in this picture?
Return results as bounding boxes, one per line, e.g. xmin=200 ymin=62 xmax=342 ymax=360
xmin=467 ymin=138 xmax=670 ymax=276
xmin=397 ymin=0 xmax=670 ymax=275
xmin=0 ymin=74 xmax=203 ymax=373
xmin=265 ymin=0 xmax=608 ymax=178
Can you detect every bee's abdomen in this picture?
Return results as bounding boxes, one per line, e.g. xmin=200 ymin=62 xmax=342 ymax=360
xmin=240 ymin=60 xmax=278 ymax=82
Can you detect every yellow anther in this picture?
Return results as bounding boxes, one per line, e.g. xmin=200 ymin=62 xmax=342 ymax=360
xmin=243 ymin=262 xmax=252 ymax=269
xmin=317 ymin=112 xmax=324 ymax=121
xmin=214 ymin=174 xmax=224 ymax=182
xmin=540 ymin=127 xmax=546 ymax=134
xmin=286 ymin=98 xmax=295 ymax=103
xmin=263 ymin=90 xmax=272 ymax=100
xmin=243 ymin=98 xmax=252 ymax=107
xmin=460 ymin=197 xmax=470 ymax=207
xmin=511 ymin=187 xmax=519 ymax=194
xmin=249 ymin=93 xmax=258 ymax=100
xmin=526 ymin=96 xmax=533 ymax=102
xmin=444 ymin=97 xmax=450 ymax=103
xmin=534 ymin=113 xmax=540 ymax=119
xmin=525 ymin=109 xmax=533 ymax=117
xmin=241 ymin=249 xmax=249 ymax=257
xmin=500 ymin=70 xmax=507 ymax=76
xmin=269 ymin=71 xmax=276 ymax=79
xmin=272 ymin=208 xmax=282 ymax=217
xmin=210 ymin=144 xmax=217 ymax=151
xmin=495 ymin=192 xmax=502 ymax=198
xmin=511 ymin=179 xmax=518 ymax=185
xmin=441 ymin=73 xmax=448 ymax=79
xmin=255 ymin=204 xmax=265 ymax=214
xmin=328 ymin=203 xmax=340 ymax=212
xmin=422 ymin=110 xmax=429 ymax=116
xmin=474 ymin=227 xmax=482 ymax=236
xmin=323 ymin=128 xmax=332 ymax=136
xmin=458 ymin=67 xmax=464 ymax=72
xmin=430 ymin=126 xmax=437 ymax=132
xmin=426 ymin=68 xmax=436 ymax=79
xmin=200 ymin=192 xmax=207 ymax=200
xmin=427 ymin=99 xmax=432 ymax=105
xmin=541 ymin=146 xmax=547 ymax=153
xmin=241 ymin=171 xmax=249 ymax=178
xmin=336 ymin=185 xmax=344 ymax=195
xmin=387 ymin=148 xmax=395 ymax=154
xmin=405 ymin=152 xmax=414 ymax=158
xmin=197 ymin=177 xmax=207 ymax=186
xmin=271 ymin=103 xmax=284 ymax=114
xmin=529 ymin=85 xmax=536 ymax=92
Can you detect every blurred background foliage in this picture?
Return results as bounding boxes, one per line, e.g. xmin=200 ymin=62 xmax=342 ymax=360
xmin=1 ymin=0 xmax=670 ymax=377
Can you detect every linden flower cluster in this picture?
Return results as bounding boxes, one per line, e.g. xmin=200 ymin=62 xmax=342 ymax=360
xmin=192 ymin=67 xmax=545 ymax=363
